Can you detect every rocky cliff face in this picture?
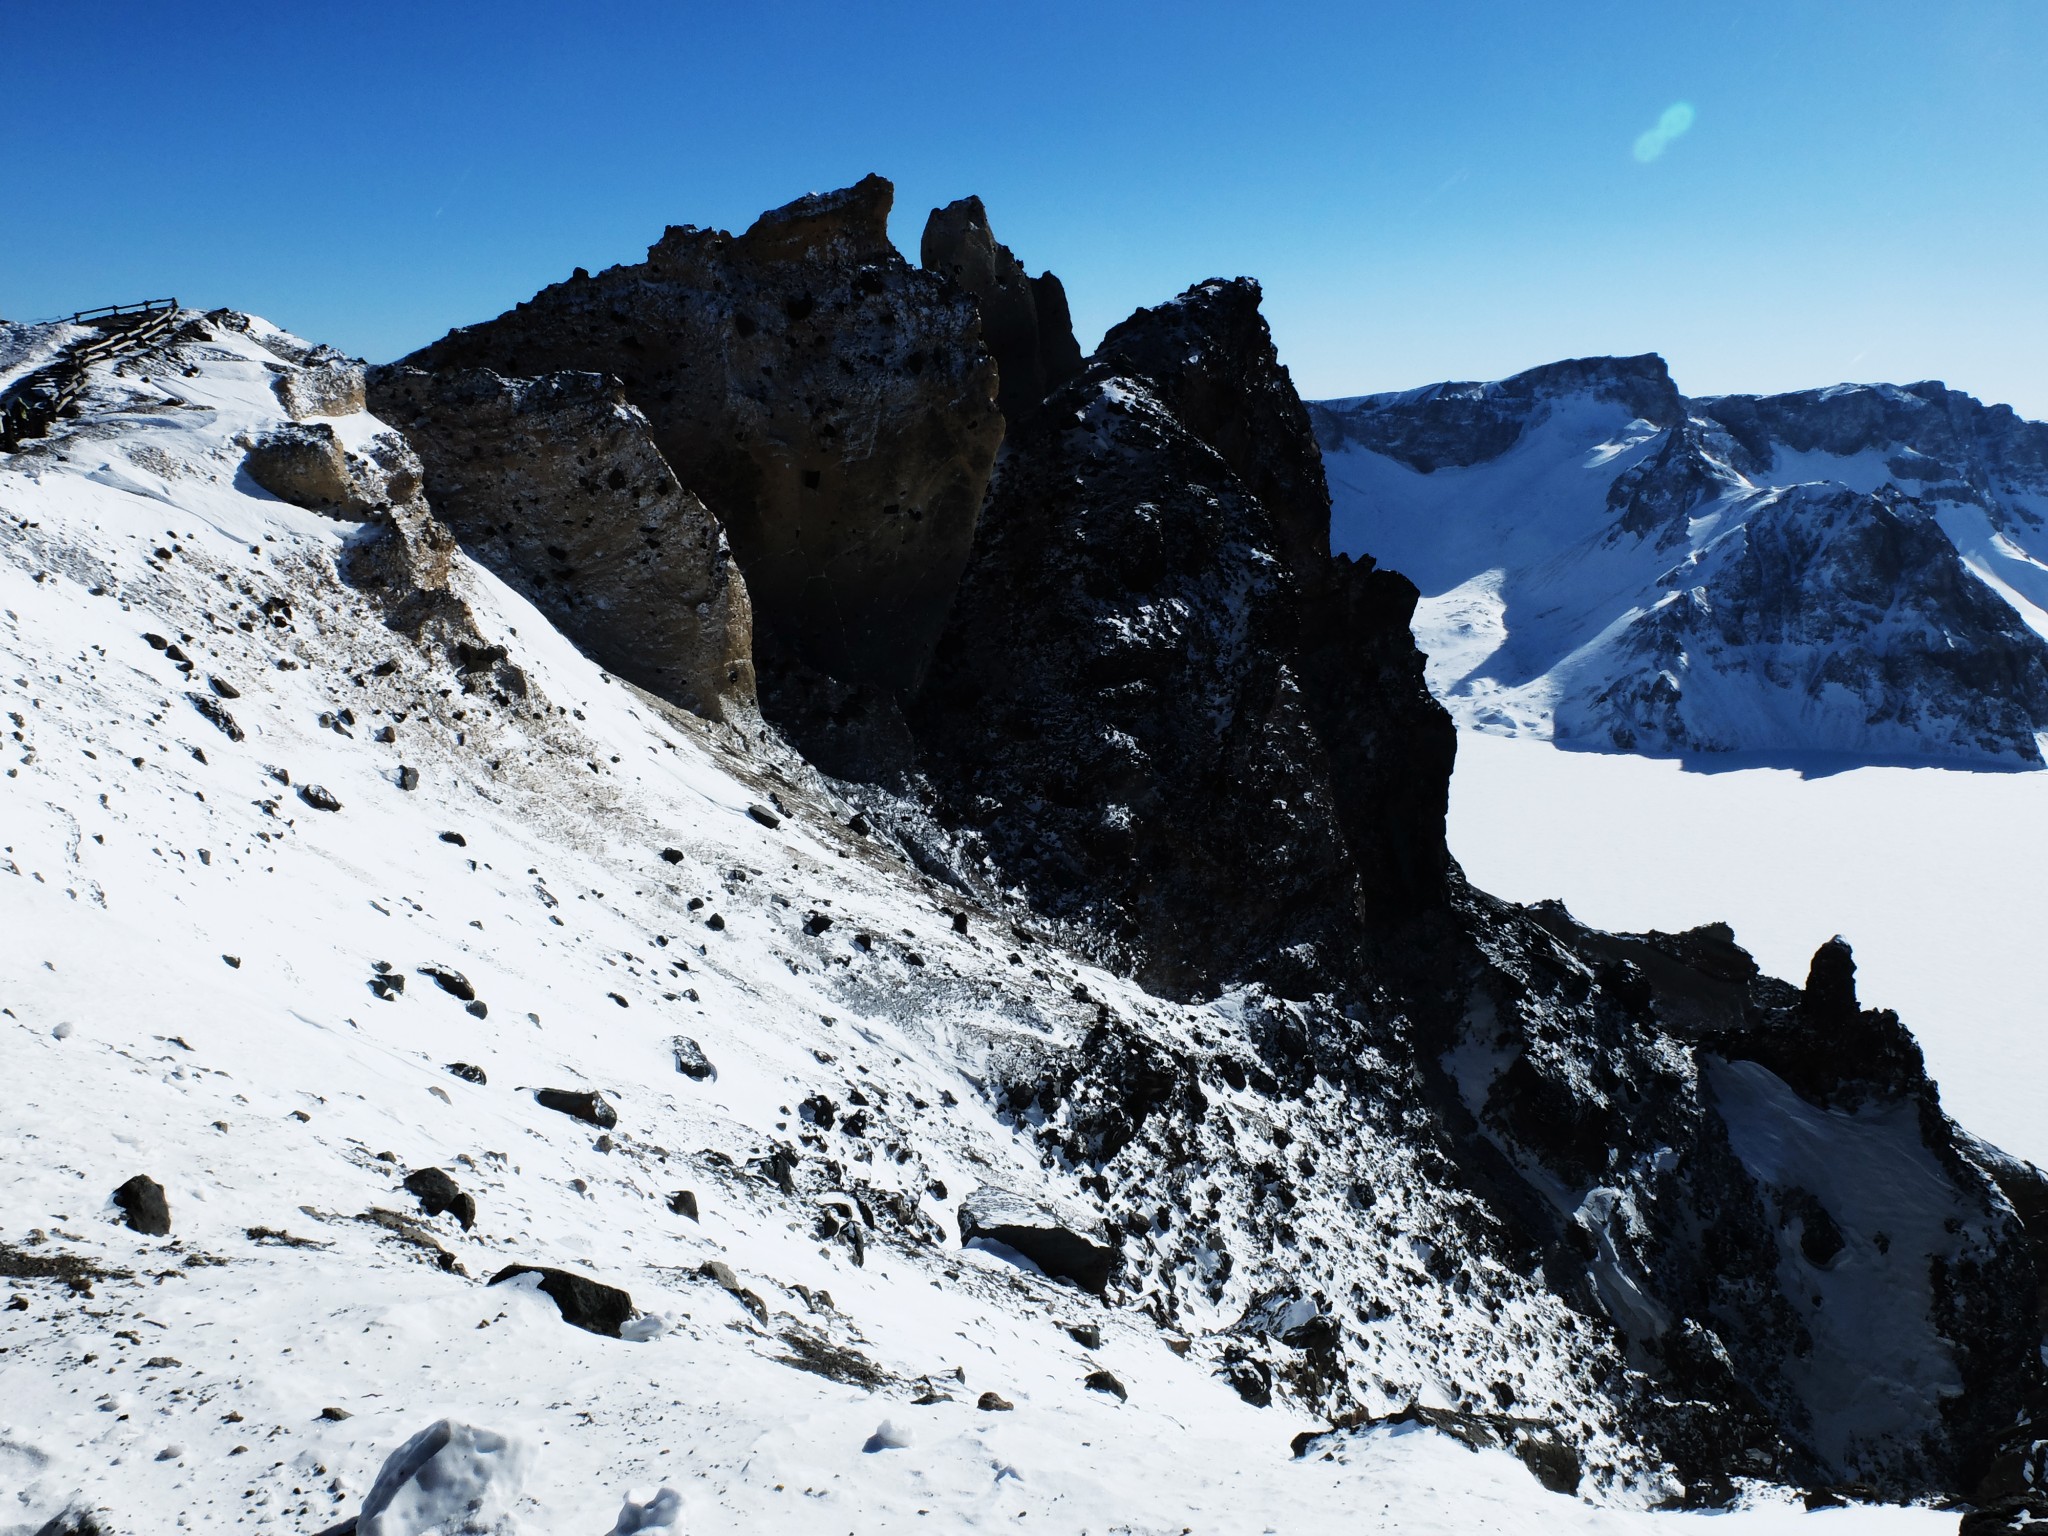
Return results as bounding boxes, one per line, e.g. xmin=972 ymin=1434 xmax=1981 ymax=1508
xmin=365 ymin=364 xmax=754 ymax=721
xmin=1314 ymin=358 xmax=2048 ymax=762
xmin=402 ymin=175 xmax=1003 ymax=748
xmin=357 ymin=187 xmax=2046 ymax=1504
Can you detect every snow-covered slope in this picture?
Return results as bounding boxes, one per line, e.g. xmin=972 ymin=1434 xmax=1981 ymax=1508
xmin=7 ymin=320 xmax=1992 ymax=1532
xmin=1313 ymin=360 xmax=2048 ymax=763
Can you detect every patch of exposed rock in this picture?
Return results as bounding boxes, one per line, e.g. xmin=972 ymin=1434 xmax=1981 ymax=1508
xmin=366 ymin=364 xmax=754 ymax=720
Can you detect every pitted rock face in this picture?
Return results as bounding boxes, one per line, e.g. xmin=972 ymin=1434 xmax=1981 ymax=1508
xmin=366 ymin=365 xmax=754 ymax=721
xmin=401 ymin=175 xmax=1002 ymax=714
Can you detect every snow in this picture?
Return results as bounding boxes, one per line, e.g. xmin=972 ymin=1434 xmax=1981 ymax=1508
xmin=0 ymin=315 xmax=1968 ymax=1531
xmin=1323 ymin=380 xmax=2048 ymax=761
xmin=1448 ymin=729 xmax=2048 ymax=1170
xmin=1708 ymin=1059 xmax=1969 ymax=1471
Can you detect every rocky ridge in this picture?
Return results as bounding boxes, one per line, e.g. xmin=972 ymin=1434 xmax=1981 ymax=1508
xmin=5 ymin=183 xmax=2048 ymax=1527
xmin=1313 ymin=357 xmax=2048 ymax=762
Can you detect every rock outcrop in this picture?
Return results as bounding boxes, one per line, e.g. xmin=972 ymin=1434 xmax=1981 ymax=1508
xmin=366 ymin=365 xmax=754 ymax=720
xmin=919 ymin=196 xmax=1083 ymax=425
xmin=400 ymin=175 xmax=1003 ymax=753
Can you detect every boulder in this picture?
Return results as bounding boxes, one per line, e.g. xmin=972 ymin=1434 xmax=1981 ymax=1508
xmin=402 ymin=1168 xmax=476 ymax=1230
xmin=668 ymin=1035 xmax=716 ymax=1080
xmin=243 ymin=423 xmax=357 ymax=512
xmin=366 ymin=365 xmax=754 ymax=721
xmin=534 ymin=1088 xmax=617 ymax=1129
xmin=958 ymin=1186 xmax=1115 ymax=1294
xmin=487 ymin=1264 xmax=634 ymax=1337
xmin=275 ymin=361 xmax=366 ymax=421
xmin=111 ymin=1174 xmax=170 ymax=1236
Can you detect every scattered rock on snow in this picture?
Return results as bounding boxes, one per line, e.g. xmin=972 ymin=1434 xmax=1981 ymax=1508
xmin=746 ymin=802 xmax=781 ymax=828
xmin=666 ymin=1190 xmax=699 ymax=1220
xmin=444 ymin=1061 xmax=485 ymax=1084
xmin=488 ymin=1264 xmax=635 ymax=1337
xmin=698 ymin=1259 xmax=769 ymax=1322
xmin=668 ymin=1034 xmax=716 ymax=1080
xmin=417 ymin=964 xmax=475 ymax=1001
xmin=534 ymin=1088 xmax=617 ymax=1129
xmin=402 ymin=1168 xmax=477 ymax=1230
xmin=959 ymin=1186 xmax=1115 ymax=1294
xmin=111 ymin=1174 xmax=170 ymax=1236
xmin=186 ymin=692 xmax=244 ymax=741
xmin=1083 ymin=1369 xmax=1127 ymax=1401
xmin=298 ymin=783 xmax=342 ymax=812
xmin=977 ymin=1390 xmax=1014 ymax=1412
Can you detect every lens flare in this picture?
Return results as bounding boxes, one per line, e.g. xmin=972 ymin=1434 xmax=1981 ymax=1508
xmin=1633 ymin=100 xmax=1696 ymax=162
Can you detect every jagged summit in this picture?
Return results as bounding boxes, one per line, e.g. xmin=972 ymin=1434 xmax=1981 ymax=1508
xmin=1314 ymin=358 xmax=2048 ymax=762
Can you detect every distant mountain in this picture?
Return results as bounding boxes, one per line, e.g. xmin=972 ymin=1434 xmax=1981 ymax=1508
xmin=1311 ymin=358 xmax=2048 ymax=763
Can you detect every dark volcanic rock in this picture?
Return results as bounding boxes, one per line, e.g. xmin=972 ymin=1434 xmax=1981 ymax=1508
xmin=488 ymin=1264 xmax=633 ymax=1337
xmin=668 ymin=1034 xmax=716 ymax=1080
xmin=401 ymin=175 xmax=1003 ymax=740
xmin=535 ymin=1088 xmax=617 ymax=1129
xmin=959 ymin=1186 xmax=1115 ymax=1294
xmin=912 ymin=278 xmax=1450 ymax=994
xmin=111 ymin=1174 xmax=170 ymax=1236
xmin=403 ymin=1167 xmax=476 ymax=1230
xmin=365 ymin=365 xmax=754 ymax=721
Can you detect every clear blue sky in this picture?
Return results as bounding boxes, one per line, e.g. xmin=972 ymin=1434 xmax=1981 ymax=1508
xmin=6 ymin=2 xmax=2045 ymax=414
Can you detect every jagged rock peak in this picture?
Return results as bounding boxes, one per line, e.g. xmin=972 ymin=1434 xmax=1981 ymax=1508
xmin=919 ymin=195 xmax=1082 ymax=423
xmin=1096 ymin=277 xmax=1333 ymax=585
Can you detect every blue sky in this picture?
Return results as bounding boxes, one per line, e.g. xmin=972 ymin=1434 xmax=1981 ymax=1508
xmin=6 ymin=2 xmax=2045 ymax=413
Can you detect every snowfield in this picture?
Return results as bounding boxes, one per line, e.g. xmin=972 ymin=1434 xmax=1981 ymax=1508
xmin=0 ymin=317 xmax=1975 ymax=1533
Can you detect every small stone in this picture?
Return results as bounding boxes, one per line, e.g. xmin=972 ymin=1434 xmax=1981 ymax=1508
xmin=977 ymin=1391 xmax=1014 ymax=1412
xmin=222 ymin=955 xmax=241 ymax=969
xmin=1065 ymin=1323 xmax=1102 ymax=1350
xmin=207 ymin=676 xmax=240 ymax=699
xmin=299 ymin=783 xmax=342 ymax=812
xmin=446 ymin=1061 xmax=486 ymax=1084
xmin=667 ymin=1190 xmax=699 ymax=1220
xmin=112 ymin=1174 xmax=171 ymax=1236
xmin=465 ymin=1000 xmax=489 ymax=1019
xmin=1083 ymin=1369 xmax=1127 ymax=1401
xmin=318 ymin=1406 xmax=352 ymax=1421
xmin=143 ymin=1356 xmax=181 ymax=1369
xmin=439 ymin=831 xmax=467 ymax=846
xmin=746 ymin=803 xmax=782 ymax=828
xmin=660 ymin=848 xmax=685 ymax=864
xmin=397 ymin=765 xmax=420 ymax=791
xmin=951 ymin=911 xmax=969 ymax=934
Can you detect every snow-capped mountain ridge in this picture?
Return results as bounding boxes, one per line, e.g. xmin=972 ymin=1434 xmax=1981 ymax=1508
xmin=1313 ymin=359 xmax=2048 ymax=763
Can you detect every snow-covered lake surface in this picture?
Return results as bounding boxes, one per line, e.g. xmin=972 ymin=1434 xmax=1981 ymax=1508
xmin=1449 ymin=730 xmax=2048 ymax=1169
